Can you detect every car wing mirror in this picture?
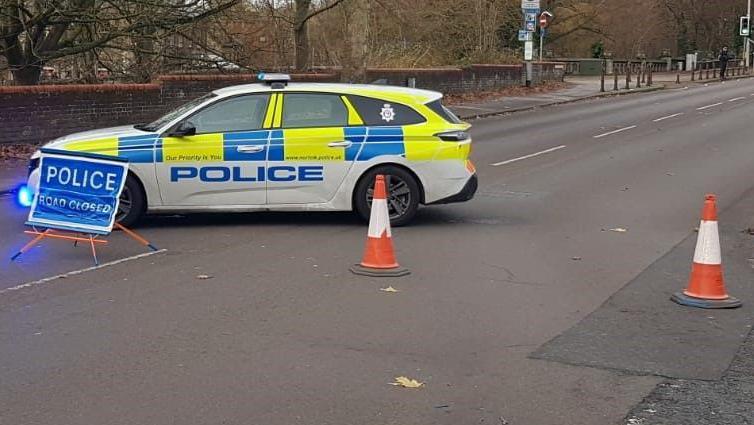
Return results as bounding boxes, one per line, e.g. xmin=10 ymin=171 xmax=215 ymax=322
xmin=169 ymin=121 xmax=196 ymax=137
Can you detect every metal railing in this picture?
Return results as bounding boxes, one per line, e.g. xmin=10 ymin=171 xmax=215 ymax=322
xmin=598 ymin=59 xmax=751 ymax=92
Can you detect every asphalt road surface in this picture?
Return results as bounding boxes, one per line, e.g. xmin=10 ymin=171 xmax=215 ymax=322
xmin=3 ymin=79 xmax=754 ymax=425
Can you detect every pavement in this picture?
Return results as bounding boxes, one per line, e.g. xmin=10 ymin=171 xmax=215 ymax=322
xmin=3 ymin=76 xmax=754 ymax=424
xmin=0 ymin=160 xmax=26 ymax=194
xmin=449 ymin=76 xmax=664 ymax=119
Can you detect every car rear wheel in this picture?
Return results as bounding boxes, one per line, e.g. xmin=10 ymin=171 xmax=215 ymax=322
xmin=354 ymin=166 xmax=421 ymax=227
xmin=116 ymin=174 xmax=146 ymax=227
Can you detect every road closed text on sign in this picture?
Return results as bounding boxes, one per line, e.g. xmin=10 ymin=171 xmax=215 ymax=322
xmin=28 ymin=149 xmax=128 ymax=234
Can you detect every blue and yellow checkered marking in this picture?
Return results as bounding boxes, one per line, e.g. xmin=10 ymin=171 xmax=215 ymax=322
xmin=66 ymin=125 xmax=456 ymax=164
xmin=356 ymin=127 xmax=405 ymax=161
xmin=223 ymin=130 xmax=268 ymax=161
xmin=268 ymin=130 xmax=285 ymax=161
xmin=119 ymin=134 xmax=159 ymax=163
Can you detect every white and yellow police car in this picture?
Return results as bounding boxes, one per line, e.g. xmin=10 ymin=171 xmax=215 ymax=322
xmin=27 ymin=74 xmax=477 ymax=226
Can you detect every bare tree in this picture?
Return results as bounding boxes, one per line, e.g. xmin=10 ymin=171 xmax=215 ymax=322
xmin=292 ymin=0 xmax=345 ymax=70
xmin=341 ymin=0 xmax=368 ymax=82
xmin=0 ymin=0 xmax=239 ymax=85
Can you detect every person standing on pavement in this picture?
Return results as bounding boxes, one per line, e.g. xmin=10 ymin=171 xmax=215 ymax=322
xmin=719 ymin=47 xmax=730 ymax=81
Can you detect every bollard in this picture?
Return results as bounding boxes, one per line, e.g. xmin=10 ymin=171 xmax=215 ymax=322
xmin=691 ymin=65 xmax=696 ymax=81
xmin=676 ymin=72 xmax=681 ymax=84
xmin=614 ymin=69 xmax=619 ymax=91
xmin=626 ymin=63 xmax=631 ymax=89
xmin=707 ymin=64 xmax=711 ymax=79
xmin=636 ymin=63 xmax=642 ymax=88
xmin=600 ymin=59 xmax=606 ymax=92
xmin=648 ymin=66 xmax=653 ymax=86
xmin=713 ymin=67 xmax=717 ymax=79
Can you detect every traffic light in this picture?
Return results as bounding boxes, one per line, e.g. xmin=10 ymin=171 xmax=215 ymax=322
xmin=741 ymin=16 xmax=750 ymax=36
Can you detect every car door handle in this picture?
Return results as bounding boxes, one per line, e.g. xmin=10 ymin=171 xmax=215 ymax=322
xmin=236 ymin=145 xmax=265 ymax=153
xmin=328 ymin=141 xmax=352 ymax=148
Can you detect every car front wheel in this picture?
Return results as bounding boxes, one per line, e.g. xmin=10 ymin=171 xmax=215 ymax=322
xmin=354 ymin=166 xmax=421 ymax=227
xmin=116 ymin=174 xmax=146 ymax=227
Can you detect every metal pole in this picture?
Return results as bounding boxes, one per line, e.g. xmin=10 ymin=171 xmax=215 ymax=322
xmin=539 ymin=27 xmax=544 ymax=62
xmin=747 ymin=0 xmax=751 ymax=68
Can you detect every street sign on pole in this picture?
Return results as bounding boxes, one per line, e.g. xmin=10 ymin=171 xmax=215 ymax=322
xmin=518 ymin=30 xmax=533 ymax=41
xmin=525 ymin=41 xmax=534 ymax=61
xmin=521 ymin=0 xmax=540 ymax=9
xmin=537 ymin=11 xmax=553 ymax=62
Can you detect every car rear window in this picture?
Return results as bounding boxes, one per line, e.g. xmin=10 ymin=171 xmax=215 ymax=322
xmin=426 ymin=100 xmax=463 ymax=124
xmin=348 ymin=95 xmax=426 ymax=126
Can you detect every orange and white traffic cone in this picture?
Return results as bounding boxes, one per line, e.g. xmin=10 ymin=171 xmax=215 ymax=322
xmin=671 ymin=194 xmax=741 ymax=309
xmin=350 ymin=175 xmax=410 ymax=277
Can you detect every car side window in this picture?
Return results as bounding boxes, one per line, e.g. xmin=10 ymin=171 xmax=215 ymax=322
xmin=189 ymin=94 xmax=270 ymax=134
xmin=282 ymin=93 xmax=348 ymax=128
xmin=347 ymin=95 xmax=426 ymax=126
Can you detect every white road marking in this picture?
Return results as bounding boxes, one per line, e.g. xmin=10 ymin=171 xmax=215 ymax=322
xmin=490 ymin=145 xmax=566 ymax=167
xmin=696 ymin=102 xmax=723 ymax=110
xmin=653 ymin=113 xmax=684 ymax=122
xmin=729 ymin=97 xmax=746 ymax=102
xmin=593 ymin=125 xmax=637 ymax=139
xmin=1 ymin=249 xmax=168 ymax=296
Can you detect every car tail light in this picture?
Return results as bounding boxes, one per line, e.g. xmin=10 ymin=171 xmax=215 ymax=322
xmin=434 ymin=131 xmax=470 ymax=142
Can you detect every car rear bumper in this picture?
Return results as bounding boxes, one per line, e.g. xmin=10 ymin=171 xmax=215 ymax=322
xmin=428 ymin=174 xmax=477 ymax=205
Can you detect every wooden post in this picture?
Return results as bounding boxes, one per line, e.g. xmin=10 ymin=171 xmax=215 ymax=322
xmin=625 ymin=62 xmax=631 ymax=89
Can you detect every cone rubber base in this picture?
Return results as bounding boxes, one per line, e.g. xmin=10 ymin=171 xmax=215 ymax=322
xmin=671 ymin=292 xmax=742 ymax=309
xmin=350 ymin=264 xmax=410 ymax=277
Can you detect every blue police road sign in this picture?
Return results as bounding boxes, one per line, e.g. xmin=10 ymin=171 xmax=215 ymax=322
xmin=27 ymin=149 xmax=128 ymax=235
xmin=518 ymin=30 xmax=533 ymax=41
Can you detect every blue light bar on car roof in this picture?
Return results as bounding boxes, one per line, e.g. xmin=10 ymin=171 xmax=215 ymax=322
xmin=257 ymin=72 xmax=291 ymax=87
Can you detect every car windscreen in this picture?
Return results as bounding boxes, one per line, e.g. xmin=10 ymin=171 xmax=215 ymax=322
xmin=139 ymin=93 xmax=218 ymax=132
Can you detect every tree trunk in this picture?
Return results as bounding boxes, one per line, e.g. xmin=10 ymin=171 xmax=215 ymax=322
xmin=294 ymin=0 xmax=311 ymax=71
xmin=341 ymin=0 xmax=369 ymax=83
xmin=11 ymin=64 xmax=43 ymax=86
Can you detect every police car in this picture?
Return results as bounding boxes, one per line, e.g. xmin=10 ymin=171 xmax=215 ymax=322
xmin=27 ymin=74 xmax=477 ymax=226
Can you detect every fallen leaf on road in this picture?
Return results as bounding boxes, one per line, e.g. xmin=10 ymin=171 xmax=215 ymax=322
xmin=390 ymin=376 xmax=424 ymax=388
xmin=609 ymin=228 xmax=628 ymax=233
xmin=196 ymin=274 xmax=213 ymax=280
xmin=666 ymin=172 xmax=675 ymax=176
xmin=571 ymin=256 xmax=582 ymax=261
xmin=380 ymin=286 xmax=399 ymax=293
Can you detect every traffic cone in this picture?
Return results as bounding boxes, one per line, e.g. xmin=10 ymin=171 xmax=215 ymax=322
xmin=671 ymin=194 xmax=741 ymax=309
xmin=350 ymin=175 xmax=410 ymax=277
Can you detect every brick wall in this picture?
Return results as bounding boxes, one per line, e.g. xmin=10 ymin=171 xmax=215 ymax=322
xmin=0 ymin=63 xmax=564 ymax=145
